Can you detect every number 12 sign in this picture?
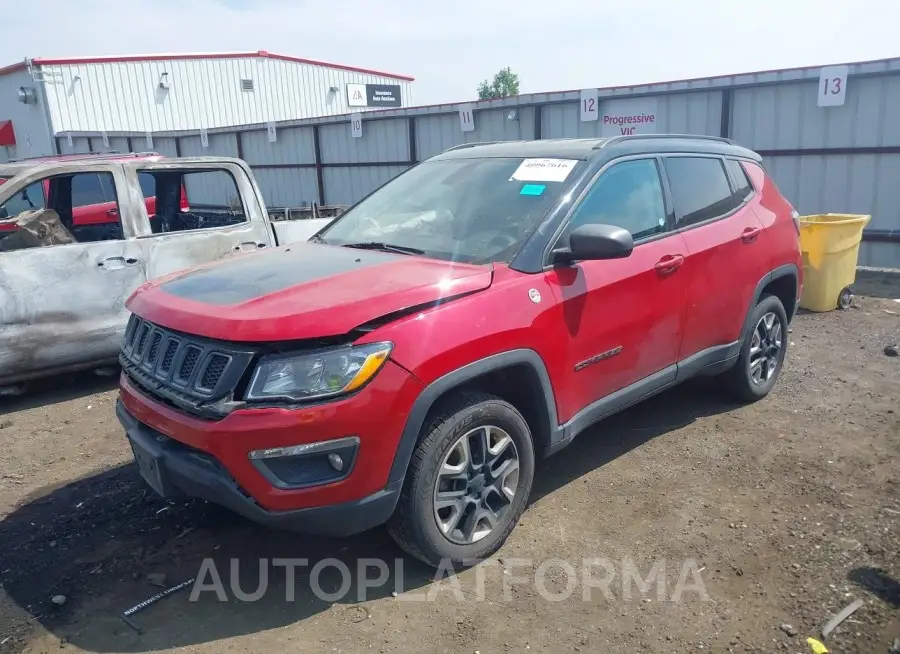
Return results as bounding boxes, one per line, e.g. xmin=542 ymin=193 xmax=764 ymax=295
xmin=818 ymin=65 xmax=848 ymax=107
xmin=580 ymin=88 xmax=599 ymax=122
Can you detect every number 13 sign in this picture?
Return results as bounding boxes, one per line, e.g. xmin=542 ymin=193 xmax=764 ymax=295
xmin=818 ymin=65 xmax=848 ymax=107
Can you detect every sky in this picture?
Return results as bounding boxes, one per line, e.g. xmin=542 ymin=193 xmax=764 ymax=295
xmin=1 ymin=0 xmax=898 ymax=106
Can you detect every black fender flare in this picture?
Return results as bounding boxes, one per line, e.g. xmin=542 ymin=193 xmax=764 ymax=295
xmin=386 ymin=349 xmax=561 ymax=485
xmin=740 ymin=263 xmax=799 ymax=344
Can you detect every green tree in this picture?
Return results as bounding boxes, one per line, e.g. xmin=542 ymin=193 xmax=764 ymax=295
xmin=477 ymin=67 xmax=520 ymax=100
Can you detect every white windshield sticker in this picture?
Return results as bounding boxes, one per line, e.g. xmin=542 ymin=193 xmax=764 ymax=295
xmin=511 ymin=158 xmax=578 ymax=183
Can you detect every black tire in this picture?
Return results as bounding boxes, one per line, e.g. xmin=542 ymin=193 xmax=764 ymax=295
xmin=720 ymin=294 xmax=789 ymax=403
xmin=387 ymin=391 xmax=535 ymax=568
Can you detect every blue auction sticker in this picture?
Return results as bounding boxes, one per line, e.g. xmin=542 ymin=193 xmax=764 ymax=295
xmin=520 ymin=184 xmax=546 ymax=196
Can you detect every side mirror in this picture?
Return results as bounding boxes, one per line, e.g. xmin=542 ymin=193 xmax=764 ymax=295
xmin=552 ymin=224 xmax=634 ymax=264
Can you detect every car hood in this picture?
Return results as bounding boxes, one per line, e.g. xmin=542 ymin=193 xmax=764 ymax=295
xmin=127 ymin=242 xmax=493 ymax=341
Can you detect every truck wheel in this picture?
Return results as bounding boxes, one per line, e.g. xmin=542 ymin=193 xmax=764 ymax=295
xmin=720 ymin=294 xmax=789 ymax=403
xmin=388 ymin=391 xmax=535 ymax=568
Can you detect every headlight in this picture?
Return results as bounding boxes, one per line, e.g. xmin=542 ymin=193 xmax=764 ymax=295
xmin=246 ymin=342 xmax=393 ymax=402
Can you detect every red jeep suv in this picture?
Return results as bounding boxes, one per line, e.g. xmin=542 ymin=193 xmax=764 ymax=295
xmin=117 ymin=135 xmax=802 ymax=566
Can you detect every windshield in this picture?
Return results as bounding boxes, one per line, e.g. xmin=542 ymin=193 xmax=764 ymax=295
xmin=318 ymin=157 xmax=582 ymax=264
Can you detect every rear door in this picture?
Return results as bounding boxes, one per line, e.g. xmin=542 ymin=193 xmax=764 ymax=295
xmin=0 ymin=164 xmax=146 ymax=383
xmin=664 ymin=155 xmax=767 ymax=367
xmin=125 ymin=161 xmax=274 ymax=279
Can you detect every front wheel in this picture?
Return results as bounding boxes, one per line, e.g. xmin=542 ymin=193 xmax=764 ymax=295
xmin=720 ymin=294 xmax=789 ymax=402
xmin=387 ymin=391 xmax=535 ymax=568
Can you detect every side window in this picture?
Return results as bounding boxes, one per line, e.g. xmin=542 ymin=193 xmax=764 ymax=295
xmin=0 ymin=181 xmax=45 ymax=218
xmin=726 ymin=159 xmax=753 ymax=204
xmin=0 ymin=172 xmax=123 ymax=250
xmin=566 ymin=159 xmax=666 ymax=242
xmin=140 ymin=169 xmax=248 ymax=235
xmin=664 ymin=157 xmax=737 ymax=228
xmin=138 ymin=172 xmax=155 ymax=198
xmin=71 ymin=173 xmax=109 ymax=207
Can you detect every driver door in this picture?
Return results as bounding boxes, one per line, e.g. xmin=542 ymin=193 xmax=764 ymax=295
xmin=544 ymin=157 xmax=690 ymax=423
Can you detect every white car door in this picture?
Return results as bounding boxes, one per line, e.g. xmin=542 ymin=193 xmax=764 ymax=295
xmin=0 ymin=164 xmax=147 ymax=383
xmin=124 ymin=160 xmax=275 ymax=280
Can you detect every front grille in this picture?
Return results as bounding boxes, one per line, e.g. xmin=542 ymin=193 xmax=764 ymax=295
xmin=121 ymin=314 xmax=255 ymax=416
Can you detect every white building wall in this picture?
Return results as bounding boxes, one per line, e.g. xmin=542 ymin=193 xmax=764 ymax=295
xmin=37 ymin=56 xmax=413 ymax=134
xmin=0 ymin=67 xmax=54 ymax=160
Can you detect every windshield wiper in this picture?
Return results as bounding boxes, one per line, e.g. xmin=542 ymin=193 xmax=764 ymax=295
xmin=342 ymin=241 xmax=424 ymax=256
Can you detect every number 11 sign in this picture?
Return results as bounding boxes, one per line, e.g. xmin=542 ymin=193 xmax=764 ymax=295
xmin=818 ymin=65 xmax=848 ymax=107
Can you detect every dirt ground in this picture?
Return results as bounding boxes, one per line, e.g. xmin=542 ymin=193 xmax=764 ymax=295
xmin=0 ymin=279 xmax=898 ymax=654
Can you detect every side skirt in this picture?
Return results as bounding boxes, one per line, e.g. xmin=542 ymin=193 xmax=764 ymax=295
xmin=546 ymin=340 xmax=740 ymax=457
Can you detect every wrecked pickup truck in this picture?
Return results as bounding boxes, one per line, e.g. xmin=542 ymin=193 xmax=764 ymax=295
xmin=0 ymin=154 xmax=331 ymax=392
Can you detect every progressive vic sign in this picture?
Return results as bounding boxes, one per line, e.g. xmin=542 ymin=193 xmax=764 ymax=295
xmin=600 ymin=98 xmax=658 ymax=137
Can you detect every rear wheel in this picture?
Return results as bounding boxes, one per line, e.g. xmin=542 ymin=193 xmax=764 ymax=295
xmin=388 ymin=391 xmax=535 ymax=568
xmin=720 ymin=294 xmax=788 ymax=402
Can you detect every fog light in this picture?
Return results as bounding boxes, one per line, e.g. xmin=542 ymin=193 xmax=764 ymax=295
xmin=327 ymin=452 xmax=344 ymax=472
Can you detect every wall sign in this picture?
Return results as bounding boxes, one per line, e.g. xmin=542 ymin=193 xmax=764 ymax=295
xmin=350 ymin=113 xmax=363 ymax=138
xmin=580 ymin=88 xmax=599 ymax=122
xmin=818 ymin=65 xmax=848 ymax=107
xmin=459 ymin=104 xmax=475 ymax=132
xmin=200 ymin=128 xmax=209 ymax=148
xmin=347 ymin=83 xmax=402 ymax=108
xmin=600 ymin=97 xmax=658 ymax=137
xmin=267 ymin=122 xmax=277 ymax=143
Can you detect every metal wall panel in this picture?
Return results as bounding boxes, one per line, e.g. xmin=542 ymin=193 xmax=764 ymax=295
xmin=151 ymin=137 xmax=179 ymax=157
xmin=764 ymin=154 xmax=900 ymax=232
xmin=253 ymin=168 xmax=319 ymax=207
xmin=542 ymin=93 xmax=721 ymax=139
xmin=323 ymin=165 xmax=409 ymax=206
xmin=56 ymin=136 xmax=92 ymax=155
xmin=732 ymin=75 xmax=900 ymax=149
xmin=38 ymin=58 xmax=414 ymax=134
xmin=178 ymin=133 xmax=239 ymax=158
xmin=319 ymin=118 xmax=409 ymax=164
xmin=415 ymin=107 xmax=536 ymax=160
xmin=241 ymin=127 xmax=315 ymax=165
xmin=0 ymin=68 xmax=54 ymax=159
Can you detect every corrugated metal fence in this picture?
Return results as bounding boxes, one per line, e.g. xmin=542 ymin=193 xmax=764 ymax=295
xmin=56 ymin=57 xmax=900 ymax=268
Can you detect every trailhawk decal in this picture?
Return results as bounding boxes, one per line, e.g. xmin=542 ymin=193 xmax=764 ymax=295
xmin=574 ymin=346 xmax=624 ymax=371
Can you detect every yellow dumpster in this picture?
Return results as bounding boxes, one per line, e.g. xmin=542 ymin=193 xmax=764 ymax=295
xmin=798 ymin=213 xmax=871 ymax=312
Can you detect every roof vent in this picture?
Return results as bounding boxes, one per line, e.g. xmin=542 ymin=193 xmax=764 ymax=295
xmin=240 ymin=78 xmax=254 ymax=92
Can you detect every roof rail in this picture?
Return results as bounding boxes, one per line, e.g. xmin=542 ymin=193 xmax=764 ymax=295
xmin=442 ymin=140 xmax=522 ymax=153
xmin=595 ymin=133 xmax=734 ymax=149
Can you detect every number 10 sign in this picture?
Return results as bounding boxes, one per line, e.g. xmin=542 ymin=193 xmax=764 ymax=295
xmin=818 ymin=65 xmax=848 ymax=107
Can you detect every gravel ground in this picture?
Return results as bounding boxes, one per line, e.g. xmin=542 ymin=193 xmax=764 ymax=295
xmin=0 ymin=292 xmax=898 ymax=654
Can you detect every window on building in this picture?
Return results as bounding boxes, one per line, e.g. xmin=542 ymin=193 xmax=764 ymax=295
xmin=565 ymin=158 xmax=667 ymax=242
xmin=664 ymin=157 xmax=737 ymax=227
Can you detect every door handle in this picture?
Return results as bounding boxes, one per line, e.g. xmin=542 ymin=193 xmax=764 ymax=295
xmin=97 ymin=256 xmax=139 ymax=269
xmin=107 ymin=208 xmax=119 ymax=217
xmin=233 ymin=241 xmax=266 ymax=252
xmin=654 ymin=254 xmax=684 ymax=275
xmin=740 ymin=226 xmax=762 ymax=243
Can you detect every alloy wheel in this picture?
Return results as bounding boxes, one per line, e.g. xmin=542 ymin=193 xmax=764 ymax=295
xmin=433 ymin=425 xmax=520 ymax=545
xmin=749 ymin=311 xmax=783 ymax=385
